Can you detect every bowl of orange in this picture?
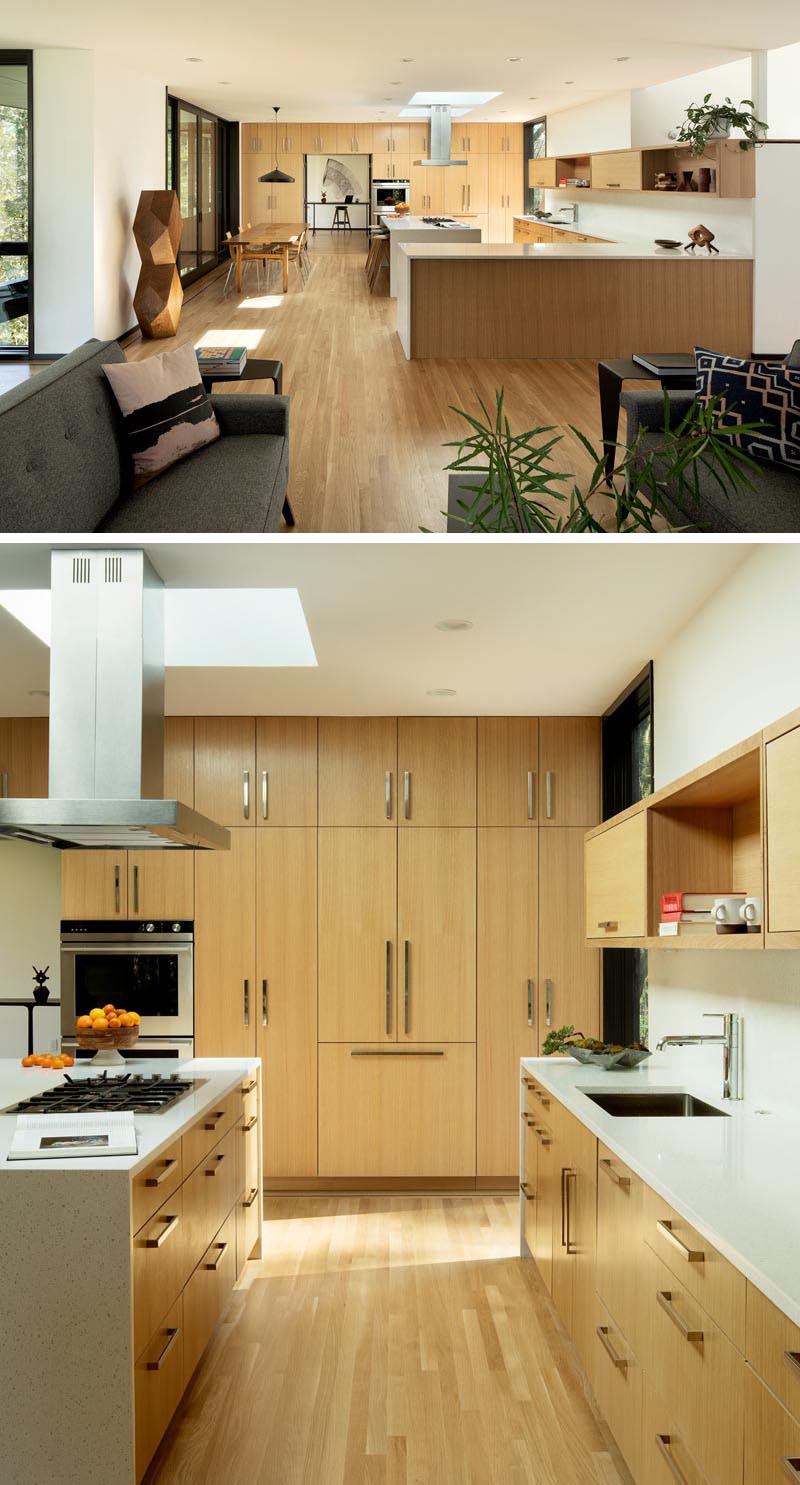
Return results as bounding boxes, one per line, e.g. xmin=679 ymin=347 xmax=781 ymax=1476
xmin=75 ymin=1005 xmax=140 ymax=1064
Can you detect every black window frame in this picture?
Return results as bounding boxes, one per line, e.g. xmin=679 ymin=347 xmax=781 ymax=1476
xmin=165 ymin=92 xmax=238 ymax=287
xmin=523 ymin=115 xmax=546 ymax=216
xmin=0 ymin=48 xmax=34 ymax=358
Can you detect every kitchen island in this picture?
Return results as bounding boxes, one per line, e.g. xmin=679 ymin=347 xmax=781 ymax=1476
xmin=395 ymin=239 xmax=753 ymax=360
xmin=0 ymin=1057 xmax=262 ymax=1485
xmin=380 ymin=212 xmax=482 ymax=297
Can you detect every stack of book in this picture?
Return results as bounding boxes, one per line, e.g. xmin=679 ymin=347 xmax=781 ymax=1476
xmin=658 ymin=892 xmax=742 ymax=937
xmin=196 ymin=345 xmax=248 ymax=378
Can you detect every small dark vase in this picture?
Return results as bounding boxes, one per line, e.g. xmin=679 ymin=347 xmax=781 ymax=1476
xmin=678 ymin=170 xmax=695 ymax=192
xmin=33 ymin=986 xmax=50 ymax=1004
xmin=698 ymin=168 xmax=711 ymax=193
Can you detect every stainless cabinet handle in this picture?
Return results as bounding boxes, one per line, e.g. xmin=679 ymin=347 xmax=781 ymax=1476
xmin=145 ymin=1157 xmax=177 ymax=1188
xmin=656 ymin=1437 xmax=689 ymax=1485
xmin=261 ymin=769 xmax=268 ymax=819
xmin=243 ymin=769 xmax=250 ymax=819
xmin=386 ymin=770 xmax=392 ymax=819
xmin=385 ymin=940 xmax=392 ymax=1034
xmin=133 ymin=863 xmax=139 ymax=914
xmin=527 ymin=770 xmax=535 ymax=819
xmin=0 ymin=770 xmax=7 ymax=798
xmin=527 ymin=978 xmax=534 ymax=1028
xmin=656 ymin=1219 xmax=704 ymax=1263
xmin=114 ymin=863 xmax=121 ymax=914
xmin=403 ymin=769 xmax=410 ymax=819
xmin=545 ymin=770 xmax=553 ymax=818
xmin=656 ymin=1290 xmax=703 ymax=1343
xmin=145 ymin=1326 xmax=180 ymax=1371
xmin=145 ymin=1213 xmax=180 ymax=1249
xmin=545 ymin=979 xmax=552 ymax=1028
xmin=244 ymin=978 xmax=250 ymax=1027
xmin=596 ymin=1326 xmax=628 ymax=1373
xmin=262 ymin=978 xmax=268 ymax=1027
xmin=404 ymin=940 xmax=410 ymax=1034
xmin=600 ymin=1158 xmax=630 ymax=1190
xmin=204 ymin=1240 xmax=228 ymax=1271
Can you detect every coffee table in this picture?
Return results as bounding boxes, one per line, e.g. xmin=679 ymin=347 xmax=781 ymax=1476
xmin=200 ymin=357 xmax=283 ymax=396
xmin=599 ymin=357 xmax=695 ymax=484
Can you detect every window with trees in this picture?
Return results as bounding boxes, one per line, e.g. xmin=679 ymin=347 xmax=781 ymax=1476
xmin=0 ymin=53 xmax=32 ymax=354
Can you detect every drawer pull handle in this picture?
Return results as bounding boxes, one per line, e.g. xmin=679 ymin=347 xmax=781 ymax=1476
xmin=522 ymin=1075 xmax=536 ymax=1090
xmin=244 ymin=1186 xmax=260 ymax=1209
xmin=527 ymin=770 xmax=535 ymax=820
xmin=145 ymin=1326 xmax=180 ymax=1371
xmin=204 ymin=1241 xmax=228 ymax=1271
xmin=782 ymin=1461 xmax=800 ymax=1481
xmin=545 ymin=770 xmax=553 ymax=819
xmin=350 ymin=1049 xmax=445 ymax=1057
xmin=600 ymin=1158 xmax=630 ymax=1190
xmin=657 ymin=1290 xmax=704 ymax=1343
xmin=784 ymin=1352 xmax=800 ymax=1379
xmin=596 ymin=1325 xmax=628 ymax=1373
xmin=535 ymin=1089 xmax=550 ymax=1108
xmin=242 ymin=1078 xmax=257 ymax=1094
xmin=205 ymin=1153 xmax=226 ymax=1176
xmin=204 ymin=1110 xmax=225 ymax=1130
xmin=534 ymin=1126 xmax=552 ymax=1147
xmin=386 ymin=769 xmax=392 ymax=820
xmin=656 ymin=1219 xmax=704 ymax=1263
xmin=145 ymin=1213 xmax=180 ymax=1249
xmin=242 ymin=1115 xmax=258 ymax=1132
xmin=656 ymin=1435 xmax=688 ymax=1485
xmin=261 ymin=769 xmax=268 ymax=820
xmin=519 ymin=1181 xmax=535 ymax=1201
xmin=597 ymin=920 xmax=619 ymax=931
xmin=243 ymin=769 xmax=250 ymax=819
xmin=145 ymin=1157 xmax=178 ymax=1188
xmin=521 ymin=1112 xmax=537 ymax=1127
xmin=403 ymin=769 xmax=411 ymax=819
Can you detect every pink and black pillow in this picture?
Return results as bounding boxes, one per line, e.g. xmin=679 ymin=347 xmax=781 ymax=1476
xmin=102 ymin=342 xmax=220 ymax=488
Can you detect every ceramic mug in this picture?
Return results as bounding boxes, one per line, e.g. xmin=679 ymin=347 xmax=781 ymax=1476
xmin=711 ymin=896 xmax=746 ymax=927
xmin=739 ymin=895 xmax=763 ymax=927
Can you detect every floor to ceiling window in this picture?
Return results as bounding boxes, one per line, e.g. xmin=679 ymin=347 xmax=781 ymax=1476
xmin=523 ymin=116 xmax=546 ymax=215
xmin=0 ymin=52 xmax=32 ymax=355
xmin=167 ymin=96 xmax=237 ymax=285
xmin=602 ymin=663 xmax=654 ymax=1046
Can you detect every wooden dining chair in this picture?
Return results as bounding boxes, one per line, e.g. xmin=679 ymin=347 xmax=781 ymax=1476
xmin=366 ymin=233 xmax=390 ymax=292
xmin=286 ymin=227 xmax=311 ymax=287
xmin=223 ymin=231 xmax=243 ymax=294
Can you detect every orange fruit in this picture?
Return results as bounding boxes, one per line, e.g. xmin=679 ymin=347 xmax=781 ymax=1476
xmin=119 ymin=1013 xmax=135 ymax=1027
xmin=31 ymin=1055 xmax=44 ymax=1066
xmin=128 ymin=1012 xmax=141 ymax=1025
xmin=51 ymin=1058 xmax=64 ymax=1070
xmin=116 ymin=1008 xmax=126 ymax=1017
xmin=102 ymin=1003 xmax=116 ymax=1017
xmin=89 ymin=1008 xmax=104 ymax=1020
xmin=93 ymin=1017 xmax=109 ymax=1030
xmin=21 ymin=1055 xmax=35 ymax=1067
xmin=61 ymin=1055 xmax=75 ymax=1067
xmin=76 ymin=1015 xmax=93 ymax=1030
xmin=107 ymin=1018 xmax=121 ymax=1029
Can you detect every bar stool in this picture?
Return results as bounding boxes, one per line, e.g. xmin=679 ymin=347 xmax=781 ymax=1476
xmin=366 ymin=233 xmax=390 ymax=292
xmin=332 ymin=204 xmax=352 ymax=232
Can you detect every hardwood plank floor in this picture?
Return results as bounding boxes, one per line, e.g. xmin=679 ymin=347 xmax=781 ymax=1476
xmin=145 ymin=1196 xmax=631 ymax=1485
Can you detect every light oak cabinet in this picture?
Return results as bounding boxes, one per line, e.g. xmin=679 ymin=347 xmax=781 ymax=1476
xmin=318 ymin=717 xmax=397 ymax=825
xmin=766 ymin=721 xmax=800 ymax=934
xmin=591 ymin=149 xmax=643 ymax=191
xmin=164 ymin=717 xmax=194 ymax=804
xmin=62 ymin=851 xmax=128 ymax=918
xmin=585 ymin=811 xmax=649 ymax=941
xmin=397 ymin=717 xmax=477 ymax=825
xmin=539 ymin=716 xmax=600 ymax=826
xmin=488 ymin=152 xmax=525 ymax=241
xmin=539 ymin=828 xmax=600 ymax=1047
xmin=127 ymin=852 xmax=194 ymax=920
xmin=528 ymin=157 xmax=557 ymax=190
xmin=134 ymin=1294 xmax=185 ymax=1482
xmin=596 ymin=1142 xmax=645 ymax=1354
xmin=194 ymin=718 xmax=256 ymax=827
xmin=443 ymin=157 xmax=489 ymax=217
xmin=452 ymin=122 xmax=488 ymax=155
xmin=336 ymin=123 xmax=374 ymax=153
xmin=257 ymin=829 xmax=317 ymax=1178
xmin=477 ymin=830 xmax=537 ymax=1176
xmin=591 ymin=1292 xmax=644 ymax=1481
xmin=746 ymin=1281 xmax=800 ymax=1425
xmin=0 ymin=717 xmax=48 ymax=797
xmin=301 ymin=123 xmax=338 ymax=153
xmin=410 ymin=163 xmax=444 ymax=215
xmin=318 ymin=828 xmax=397 ymax=1041
xmin=255 ymin=717 xmax=317 ymax=826
xmin=195 ymin=829 xmax=256 ymax=1057
xmin=640 ymin=1376 xmax=711 ymax=1485
xmin=398 ymin=828 xmax=476 ymax=1041
xmin=549 ymin=1099 xmax=597 ymax=1371
xmin=488 ymin=124 xmax=523 ymax=154
xmin=477 ymin=717 xmax=539 ymax=826
xmin=744 ymin=1364 xmax=800 ymax=1485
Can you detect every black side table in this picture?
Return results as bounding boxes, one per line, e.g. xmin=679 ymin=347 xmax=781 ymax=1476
xmin=599 ymin=358 xmax=696 ymax=484
xmin=200 ymin=358 xmax=283 ymax=396
xmin=3 ymin=998 xmax=62 ymax=1056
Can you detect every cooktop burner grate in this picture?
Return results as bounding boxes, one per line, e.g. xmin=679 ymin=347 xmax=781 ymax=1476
xmin=3 ymin=1070 xmax=205 ymax=1116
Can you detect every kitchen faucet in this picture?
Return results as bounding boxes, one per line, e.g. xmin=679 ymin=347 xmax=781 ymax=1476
xmin=656 ymin=1012 xmax=741 ymax=1100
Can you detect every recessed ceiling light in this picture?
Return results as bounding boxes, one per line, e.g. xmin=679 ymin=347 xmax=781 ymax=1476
xmin=529 ymin=96 xmax=539 ymax=100
xmin=564 ymin=80 xmax=575 ymax=85
xmin=185 ymin=56 xmax=203 ymax=62
xmin=426 ymin=688 xmax=457 ymax=696
xmin=218 ymin=80 xmax=231 ymax=85
xmin=28 ymin=689 xmax=49 ymax=698
xmin=402 ymin=57 xmax=414 ymax=63
xmin=390 ymin=81 xmax=402 ymax=86
xmin=508 ymin=56 xmax=524 ymax=63
xmin=435 ymin=619 xmax=474 ymax=631
xmin=615 ymin=56 xmax=631 ymax=62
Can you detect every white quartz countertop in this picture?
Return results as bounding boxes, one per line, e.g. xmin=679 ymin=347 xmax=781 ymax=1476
xmin=381 ymin=214 xmax=480 ymax=233
xmin=0 ymin=1057 xmax=259 ymax=1175
xmin=399 ymin=240 xmax=751 ymax=261
xmin=521 ymin=1056 xmax=800 ymax=1328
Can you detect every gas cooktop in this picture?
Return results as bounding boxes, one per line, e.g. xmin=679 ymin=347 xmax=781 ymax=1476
xmin=3 ymin=1071 xmax=206 ymax=1117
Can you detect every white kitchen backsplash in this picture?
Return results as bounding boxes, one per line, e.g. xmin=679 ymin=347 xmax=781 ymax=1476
xmin=542 ymin=187 xmax=754 ymax=255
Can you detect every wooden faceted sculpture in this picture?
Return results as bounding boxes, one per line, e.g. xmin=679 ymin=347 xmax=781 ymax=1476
xmin=684 ymin=223 xmax=719 ymax=255
xmin=133 ymin=189 xmax=184 ymax=338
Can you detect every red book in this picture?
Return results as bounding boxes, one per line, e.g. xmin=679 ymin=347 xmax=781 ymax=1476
xmin=661 ymin=892 xmax=722 ymax=914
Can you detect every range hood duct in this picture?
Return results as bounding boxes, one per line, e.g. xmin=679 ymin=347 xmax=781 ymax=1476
xmin=415 ymin=104 xmax=468 ymax=167
xmin=0 ymin=550 xmax=229 ymax=851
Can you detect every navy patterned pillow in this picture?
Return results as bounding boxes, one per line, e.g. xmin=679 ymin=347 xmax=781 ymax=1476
xmin=694 ymin=347 xmax=800 ymax=471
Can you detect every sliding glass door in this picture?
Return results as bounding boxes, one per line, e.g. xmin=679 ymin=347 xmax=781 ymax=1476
xmin=168 ymin=96 xmax=231 ymax=284
xmin=0 ymin=52 xmax=32 ymax=354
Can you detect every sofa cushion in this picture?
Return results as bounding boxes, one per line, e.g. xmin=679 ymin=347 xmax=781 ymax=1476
xmin=102 ymin=342 xmax=220 ymax=488
xmin=99 ymin=430 xmax=289 ymax=533
xmin=695 ymin=346 xmax=800 ymax=473
xmin=0 ymin=339 xmax=128 ymax=532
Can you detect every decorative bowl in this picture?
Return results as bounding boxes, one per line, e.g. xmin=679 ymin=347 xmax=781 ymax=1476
xmin=654 ymin=238 xmax=682 ymax=250
xmin=567 ymin=1045 xmax=651 ymax=1071
xmin=74 ymin=1023 xmax=139 ymax=1065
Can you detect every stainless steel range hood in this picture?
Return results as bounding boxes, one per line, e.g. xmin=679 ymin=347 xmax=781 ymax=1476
xmin=0 ymin=550 xmax=229 ymax=851
xmin=415 ymin=104 xmax=468 ymax=166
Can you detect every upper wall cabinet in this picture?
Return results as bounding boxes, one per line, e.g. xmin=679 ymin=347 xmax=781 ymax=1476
xmin=539 ymin=717 xmax=601 ymax=827
xmin=477 ymin=717 xmax=539 ymax=826
xmin=488 ymin=124 xmax=523 ymax=155
xmin=0 ymin=718 xmax=48 ymax=798
xmin=336 ymin=123 xmax=374 ymax=154
xmin=194 ymin=718 xmax=256 ymax=828
xmin=397 ymin=717 xmax=477 ymax=826
xmin=590 ymin=149 xmax=642 ymax=191
xmin=301 ymin=123 xmax=338 ymax=153
xmin=255 ymin=718 xmax=317 ymax=826
xmin=765 ymin=714 xmax=800 ymax=941
xmin=318 ymin=718 xmax=398 ymax=826
xmin=584 ymin=812 xmax=649 ymax=942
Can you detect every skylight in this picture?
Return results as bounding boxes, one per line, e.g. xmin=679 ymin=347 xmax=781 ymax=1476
xmin=0 ymin=591 xmax=51 ymax=645
xmin=407 ymin=91 xmax=500 ymax=107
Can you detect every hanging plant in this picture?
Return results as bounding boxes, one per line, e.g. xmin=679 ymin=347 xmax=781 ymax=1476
xmin=670 ymin=95 xmax=768 ymax=157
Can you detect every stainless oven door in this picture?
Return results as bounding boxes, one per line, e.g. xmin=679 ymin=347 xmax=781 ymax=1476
xmin=61 ymin=943 xmax=193 ymax=1040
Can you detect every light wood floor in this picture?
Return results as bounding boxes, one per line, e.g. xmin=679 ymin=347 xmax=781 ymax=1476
xmin=145 ymin=1195 xmax=631 ymax=1485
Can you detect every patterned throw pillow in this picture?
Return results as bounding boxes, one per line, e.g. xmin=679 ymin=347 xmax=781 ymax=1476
xmin=102 ymin=341 xmax=220 ymax=488
xmin=694 ymin=347 xmax=800 ymax=471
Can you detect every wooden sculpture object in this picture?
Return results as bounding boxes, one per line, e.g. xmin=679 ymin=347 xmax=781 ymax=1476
xmin=684 ymin=224 xmax=719 ymax=255
xmin=133 ymin=190 xmax=184 ymax=337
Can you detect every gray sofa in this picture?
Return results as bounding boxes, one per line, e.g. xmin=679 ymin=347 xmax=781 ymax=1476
xmin=0 ymin=339 xmax=293 ymax=533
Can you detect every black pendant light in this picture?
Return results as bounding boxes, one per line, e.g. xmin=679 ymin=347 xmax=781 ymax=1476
xmin=258 ymin=106 xmax=295 ymax=185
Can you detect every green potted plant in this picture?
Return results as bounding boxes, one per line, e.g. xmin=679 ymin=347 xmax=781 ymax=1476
xmin=669 ymin=94 xmax=768 ymax=156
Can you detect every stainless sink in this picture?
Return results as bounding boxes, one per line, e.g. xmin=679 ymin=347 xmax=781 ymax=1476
xmin=585 ymin=1091 xmax=729 ymax=1118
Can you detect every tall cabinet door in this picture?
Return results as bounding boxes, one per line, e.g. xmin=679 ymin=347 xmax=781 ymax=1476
xmin=0 ymin=718 xmax=49 ymax=797
xmin=195 ymin=830 xmax=256 ymax=1057
xmin=397 ymin=718 xmax=476 ymax=826
xmin=257 ymin=829 xmax=317 ymax=1179
xmin=128 ymin=854 xmax=194 ymax=921
xmin=194 ymin=718 xmax=256 ymax=828
xmin=539 ymin=717 xmax=601 ymax=827
xmin=61 ymin=852 xmax=128 ymax=919
xmin=397 ymin=828 xmax=476 ymax=1041
xmin=318 ymin=718 xmax=397 ymax=825
xmin=256 ymin=717 xmax=317 ymax=826
xmin=477 ymin=829 xmax=537 ymax=1177
xmin=318 ymin=829 xmax=397 ymax=1041
xmin=164 ymin=718 xmax=194 ymax=803
xmin=539 ymin=828 xmax=600 ymax=1048
xmin=477 ymin=717 xmax=539 ymax=825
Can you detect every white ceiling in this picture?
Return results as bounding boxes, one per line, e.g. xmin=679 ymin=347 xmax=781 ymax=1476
xmin=9 ymin=0 xmax=800 ymax=121
xmin=0 ymin=540 xmax=751 ymax=717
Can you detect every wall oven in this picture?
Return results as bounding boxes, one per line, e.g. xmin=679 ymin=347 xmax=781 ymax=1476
xmin=61 ymin=920 xmax=194 ymax=1059
xmin=371 ymin=178 xmax=410 ymax=221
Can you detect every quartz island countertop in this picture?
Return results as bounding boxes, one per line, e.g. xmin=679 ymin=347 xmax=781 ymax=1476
xmin=380 ymin=212 xmax=482 ymax=296
xmin=521 ymin=1055 xmax=800 ymax=1329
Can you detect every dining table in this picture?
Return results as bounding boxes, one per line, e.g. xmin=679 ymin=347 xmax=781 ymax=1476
xmin=226 ymin=223 xmax=306 ymax=294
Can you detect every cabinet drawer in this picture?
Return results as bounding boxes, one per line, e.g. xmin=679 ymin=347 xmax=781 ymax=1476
xmin=237 ymin=1180 xmax=261 ymax=1271
xmin=596 ymin=1142 xmax=645 ymax=1354
xmin=182 ymin=1089 xmax=240 ymax=1175
xmin=640 ymin=1374 xmax=711 ymax=1485
xmin=585 ymin=811 xmax=648 ymax=940
xmin=591 ymin=150 xmax=642 ymax=190
xmin=745 ymin=1362 xmax=800 ymax=1485
xmin=133 ymin=1188 xmax=185 ymax=1360
xmin=638 ymin=1242 xmax=744 ymax=1485
xmin=241 ymin=1107 xmax=261 ymax=1195
xmin=181 ymin=1125 xmax=238 ymax=1278
xmin=643 ymin=1185 xmax=745 ymax=1350
xmin=131 ymin=1138 xmax=183 ymax=1235
xmin=521 ymin=1073 xmax=553 ymax=1120
xmin=521 ymin=1130 xmax=536 ymax=1253
xmin=590 ymin=1294 xmax=642 ymax=1481
xmin=182 ymin=1210 xmax=237 ymax=1389
xmin=747 ymin=1283 xmax=800 ymax=1425
xmin=134 ymin=1294 xmax=184 ymax=1483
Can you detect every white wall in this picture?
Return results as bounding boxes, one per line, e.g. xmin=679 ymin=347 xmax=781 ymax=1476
xmin=546 ymin=92 xmax=631 ymax=157
xmin=33 ymin=50 xmax=94 ymax=356
xmin=649 ymin=546 xmax=800 ymax=1113
xmin=0 ymin=840 xmax=61 ymax=1059
xmin=630 ymin=59 xmax=752 ymax=147
xmin=93 ymin=61 xmax=167 ymax=341
xmin=541 ymin=188 xmax=753 ymax=253
xmin=765 ymin=44 xmax=800 ymax=136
